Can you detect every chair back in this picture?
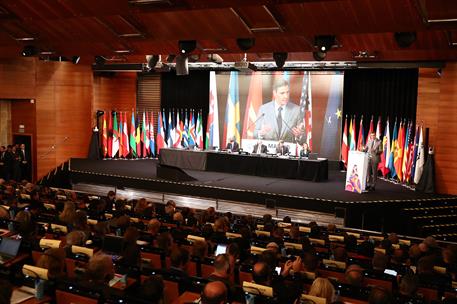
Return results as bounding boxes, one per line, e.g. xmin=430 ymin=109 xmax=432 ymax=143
xmin=56 ymin=290 xmax=98 ymax=304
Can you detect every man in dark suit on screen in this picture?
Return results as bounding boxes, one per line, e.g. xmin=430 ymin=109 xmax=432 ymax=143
xmin=364 ymin=132 xmax=382 ymax=191
xmin=254 ymin=79 xmax=305 ymax=143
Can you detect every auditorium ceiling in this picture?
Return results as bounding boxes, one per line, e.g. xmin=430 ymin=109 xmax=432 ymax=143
xmin=0 ymin=0 xmax=456 ymax=64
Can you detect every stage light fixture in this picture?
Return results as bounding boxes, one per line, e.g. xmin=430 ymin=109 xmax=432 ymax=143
xmin=94 ymin=56 xmax=106 ymax=65
xmin=22 ymin=45 xmax=38 ymax=57
xmin=146 ymin=55 xmax=161 ymax=69
xmin=72 ymin=56 xmax=81 ymax=64
xmin=175 ymin=55 xmax=189 ymax=76
xmin=236 ymin=38 xmax=255 ymax=51
xmin=178 ymin=40 xmax=197 ymax=54
xmin=273 ymin=52 xmax=288 ymax=68
xmin=313 ymin=50 xmax=326 ymax=61
xmin=314 ymin=35 xmax=336 ymax=53
xmin=394 ymin=32 xmax=416 ymax=48
xmin=96 ymin=110 xmax=105 ymax=117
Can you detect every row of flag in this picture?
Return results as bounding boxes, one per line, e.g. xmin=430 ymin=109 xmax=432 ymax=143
xmin=341 ymin=115 xmax=425 ymax=184
xmin=206 ymin=70 xmax=313 ymax=149
xmin=102 ymin=109 xmax=204 ymax=158
xmin=156 ymin=109 xmax=204 ymax=152
xmin=102 ymin=111 xmax=156 ymax=158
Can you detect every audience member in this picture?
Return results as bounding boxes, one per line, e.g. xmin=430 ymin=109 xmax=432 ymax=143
xmin=201 ymin=281 xmax=227 ymax=304
xmin=308 ymin=277 xmax=335 ymax=303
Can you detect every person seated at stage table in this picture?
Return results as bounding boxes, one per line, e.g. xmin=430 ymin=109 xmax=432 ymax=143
xmin=275 ymin=140 xmax=289 ymax=155
xmin=299 ymin=142 xmax=311 ymax=158
xmin=252 ymin=139 xmax=268 ymax=154
xmin=225 ymin=136 xmax=239 ymax=152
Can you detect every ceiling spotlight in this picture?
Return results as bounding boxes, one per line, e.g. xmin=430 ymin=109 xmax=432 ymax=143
xmin=273 ymin=52 xmax=288 ymax=69
xmin=178 ymin=40 xmax=197 ymax=54
xmin=394 ymin=32 xmax=416 ymax=48
xmin=95 ymin=56 xmax=106 ymax=65
xmin=313 ymin=51 xmax=326 ymax=61
xmin=314 ymin=35 xmax=336 ymax=53
xmin=236 ymin=38 xmax=255 ymax=51
xmin=71 ymin=56 xmax=81 ymax=64
xmin=22 ymin=45 xmax=38 ymax=57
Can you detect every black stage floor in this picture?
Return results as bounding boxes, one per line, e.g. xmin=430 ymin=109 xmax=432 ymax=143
xmin=68 ymin=158 xmax=455 ymax=233
xmin=69 ymin=158 xmax=444 ymax=203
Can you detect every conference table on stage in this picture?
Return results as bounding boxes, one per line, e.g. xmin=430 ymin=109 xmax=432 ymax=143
xmin=158 ymin=148 xmax=328 ymax=182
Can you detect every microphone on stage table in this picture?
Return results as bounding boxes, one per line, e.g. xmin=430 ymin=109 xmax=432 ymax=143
xmin=246 ymin=113 xmax=265 ymax=137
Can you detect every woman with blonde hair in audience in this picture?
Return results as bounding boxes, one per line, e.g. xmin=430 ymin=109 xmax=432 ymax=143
xmin=308 ymin=277 xmax=336 ymax=303
xmin=59 ymin=201 xmax=76 ymax=227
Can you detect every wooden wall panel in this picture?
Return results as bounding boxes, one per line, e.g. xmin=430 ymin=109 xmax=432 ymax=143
xmin=417 ymin=64 xmax=457 ymax=195
xmin=0 ymin=58 xmax=138 ymax=181
xmin=93 ymin=72 xmax=137 ymax=126
xmin=0 ymin=59 xmax=36 ymax=98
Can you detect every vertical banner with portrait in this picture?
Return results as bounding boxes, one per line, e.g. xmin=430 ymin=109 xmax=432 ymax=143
xmin=345 ymin=151 xmax=369 ymax=193
xmin=209 ymin=71 xmax=344 ymax=160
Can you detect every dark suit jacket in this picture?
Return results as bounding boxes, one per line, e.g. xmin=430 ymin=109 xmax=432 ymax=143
xmin=254 ymin=101 xmax=302 ymax=142
xmin=275 ymin=144 xmax=289 ymax=155
xmin=226 ymin=141 xmax=240 ymax=152
xmin=299 ymin=149 xmax=310 ymax=158
xmin=252 ymin=144 xmax=268 ymax=154
xmin=365 ymin=138 xmax=382 ymax=164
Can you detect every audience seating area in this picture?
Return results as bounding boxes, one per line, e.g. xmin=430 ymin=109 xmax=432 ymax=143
xmin=0 ymin=179 xmax=457 ymax=304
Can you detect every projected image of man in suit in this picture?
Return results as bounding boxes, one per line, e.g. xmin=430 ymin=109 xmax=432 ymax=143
xmin=254 ymin=79 xmax=305 ymax=143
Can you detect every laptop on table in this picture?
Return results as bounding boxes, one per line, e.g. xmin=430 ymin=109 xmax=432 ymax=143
xmin=0 ymin=237 xmax=22 ymax=264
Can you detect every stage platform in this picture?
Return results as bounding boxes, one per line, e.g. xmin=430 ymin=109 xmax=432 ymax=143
xmin=68 ymin=158 xmax=456 ymax=235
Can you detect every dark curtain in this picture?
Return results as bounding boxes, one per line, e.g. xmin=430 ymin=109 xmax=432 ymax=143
xmin=161 ymin=70 xmax=210 ymax=141
xmin=343 ymin=69 xmax=418 ymax=132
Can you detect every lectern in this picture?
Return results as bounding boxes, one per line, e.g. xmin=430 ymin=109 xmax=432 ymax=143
xmin=345 ymin=151 xmax=368 ymax=194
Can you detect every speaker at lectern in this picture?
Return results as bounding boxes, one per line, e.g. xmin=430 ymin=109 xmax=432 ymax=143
xmin=345 ymin=151 xmax=368 ymax=194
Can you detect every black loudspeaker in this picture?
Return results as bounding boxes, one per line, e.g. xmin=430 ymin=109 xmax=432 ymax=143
xmin=157 ymin=164 xmax=197 ymax=182
xmin=265 ymin=198 xmax=276 ymax=209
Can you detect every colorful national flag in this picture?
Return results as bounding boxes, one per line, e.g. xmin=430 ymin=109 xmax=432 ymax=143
xmin=136 ymin=112 xmax=141 ymax=158
xmin=102 ymin=112 xmax=108 ymax=157
xmin=142 ymin=111 xmax=148 ymax=157
xmin=388 ymin=119 xmax=398 ymax=178
xmin=182 ymin=110 xmax=189 ymax=148
xmin=301 ymin=71 xmax=313 ymax=149
xmin=349 ymin=116 xmax=356 ymax=151
xmin=394 ymin=121 xmax=405 ymax=182
xmin=405 ymin=124 xmax=416 ymax=183
xmin=357 ymin=116 xmax=365 ymax=151
xmin=167 ymin=111 xmax=173 ymax=148
xmin=402 ymin=122 xmax=412 ymax=182
xmin=242 ymin=72 xmax=262 ymax=140
xmin=112 ymin=112 xmax=120 ymax=158
xmin=223 ymin=71 xmax=241 ymax=146
xmin=174 ymin=111 xmax=183 ymax=148
xmin=379 ymin=118 xmax=390 ymax=176
xmin=118 ymin=111 xmax=124 ymax=157
xmin=123 ymin=112 xmax=129 ymax=157
xmin=375 ymin=116 xmax=382 ymax=140
xmin=341 ymin=115 xmax=349 ymax=167
xmin=130 ymin=111 xmax=137 ymax=157
xmin=157 ymin=111 xmax=166 ymax=153
xmin=414 ymin=126 xmax=425 ymax=184
xmin=206 ymin=71 xmax=220 ymax=149
xmin=108 ymin=111 xmax=113 ymax=158
xmin=196 ymin=110 xmax=204 ymax=149
xmin=149 ymin=112 xmax=155 ymax=156
xmin=189 ymin=110 xmax=196 ymax=147
xmin=410 ymin=125 xmax=420 ymax=182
